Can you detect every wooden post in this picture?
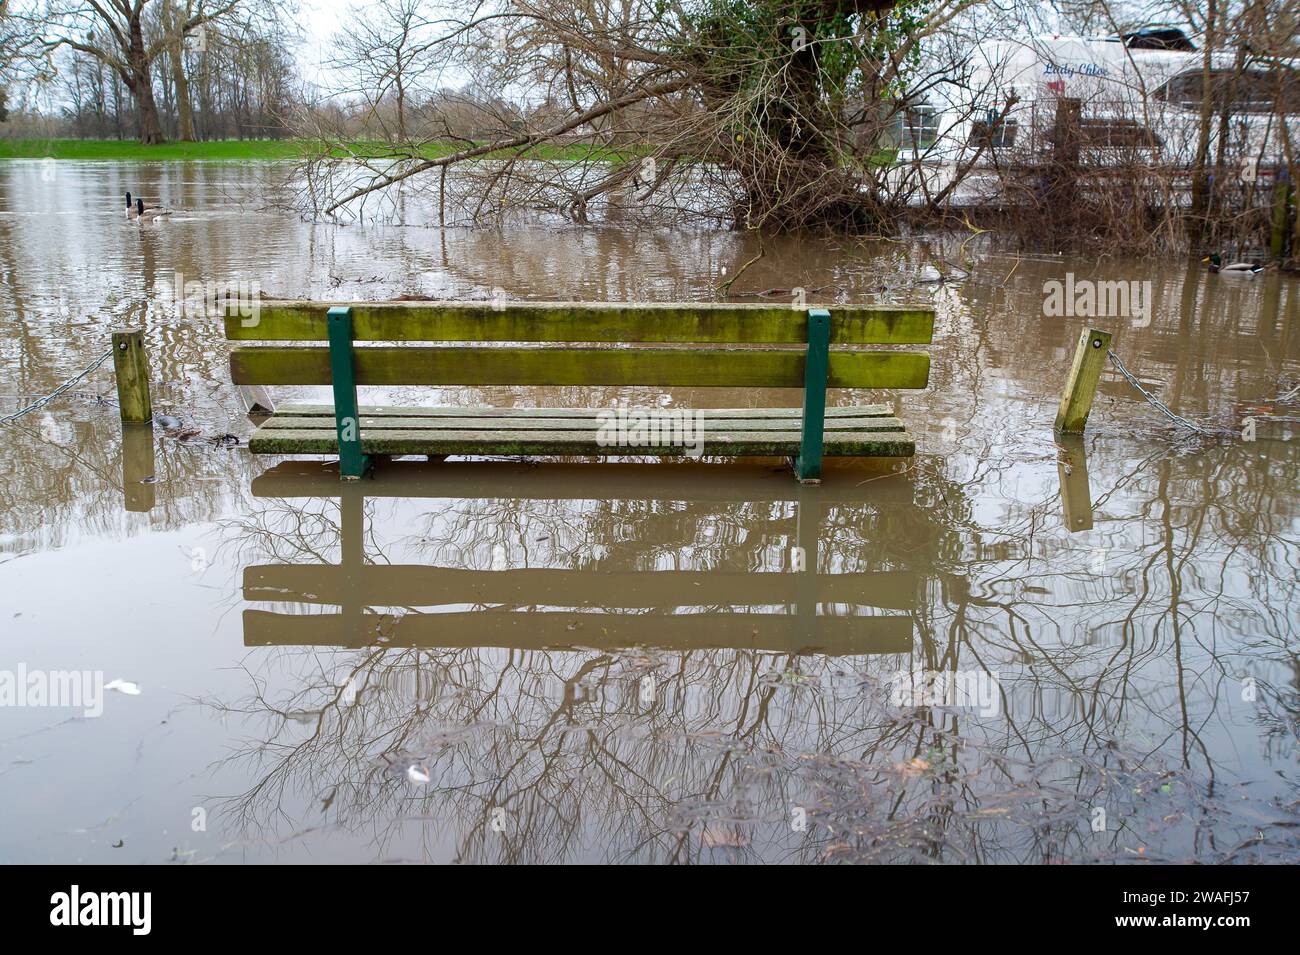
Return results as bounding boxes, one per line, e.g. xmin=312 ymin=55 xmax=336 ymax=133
xmin=1052 ymin=97 xmax=1082 ymax=167
xmin=327 ymin=306 xmax=371 ymax=480
xmin=111 ymin=328 xmax=152 ymax=423
xmin=1054 ymin=327 xmax=1112 ymax=433
xmin=794 ymin=308 xmax=830 ymax=483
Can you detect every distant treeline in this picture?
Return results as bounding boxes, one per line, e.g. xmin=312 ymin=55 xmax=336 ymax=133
xmin=0 ymin=0 xmax=295 ymax=143
xmin=62 ymin=36 xmax=294 ymax=141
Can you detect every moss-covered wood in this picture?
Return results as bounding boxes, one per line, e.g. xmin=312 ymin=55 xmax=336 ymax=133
xmin=1054 ymin=327 xmax=1113 ymax=433
xmin=227 ymin=300 xmax=935 ymax=345
xmin=111 ymin=328 xmax=152 ymax=423
xmin=230 ymin=345 xmax=930 ymax=389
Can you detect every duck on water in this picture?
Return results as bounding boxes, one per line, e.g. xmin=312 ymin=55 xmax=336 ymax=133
xmin=125 ymin=192 xmax=171 ymax=220
xmin=1203 ymin=254 xmax=1263 ymax=275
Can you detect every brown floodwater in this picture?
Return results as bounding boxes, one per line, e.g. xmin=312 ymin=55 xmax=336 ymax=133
xmin=0 ymin=160 xmax=1297 ymax=864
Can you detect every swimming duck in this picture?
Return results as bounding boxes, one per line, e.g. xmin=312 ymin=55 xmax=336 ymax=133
xmin=134 ymin=197 xmax=171 ymax=220
xmin=1203 ymin=254 xmax=1261 ymax=275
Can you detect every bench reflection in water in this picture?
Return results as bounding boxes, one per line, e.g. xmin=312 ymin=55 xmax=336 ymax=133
xmin=242 ymin=461 xmax=923 ymax=655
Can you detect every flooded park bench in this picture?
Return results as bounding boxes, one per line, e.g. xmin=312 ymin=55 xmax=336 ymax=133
xmin=241 ymin=460 xmax=920 ymax=655
xmin=224 ymin=301 xmax=934 ymax=482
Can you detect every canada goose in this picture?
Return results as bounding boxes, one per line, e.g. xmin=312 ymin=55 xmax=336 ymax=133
xmin=126 ymin=192 xmax=169 ymax=218
xmin=134 ymin=197 xmax=171 ymax=221
xmin=1203 ymin=254 xmax=1261 ymax=275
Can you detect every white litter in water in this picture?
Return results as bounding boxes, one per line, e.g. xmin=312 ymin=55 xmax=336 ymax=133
xmin=104 ymin=680 xmax=142 ymax=695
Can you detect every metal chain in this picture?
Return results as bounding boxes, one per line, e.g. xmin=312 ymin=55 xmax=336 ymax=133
xmin=0 ymin=349 xmax=115 ymax=425
xmin=1106 ymin=349 xmax=1237 ymax=438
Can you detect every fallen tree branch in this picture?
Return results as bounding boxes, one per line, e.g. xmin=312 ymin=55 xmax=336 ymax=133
xmin=321 ymin=75 xmax=692 ymax=215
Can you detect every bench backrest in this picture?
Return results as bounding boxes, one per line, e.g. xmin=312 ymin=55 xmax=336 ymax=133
xmin=226 ymin=301 xmax=934 ymax=390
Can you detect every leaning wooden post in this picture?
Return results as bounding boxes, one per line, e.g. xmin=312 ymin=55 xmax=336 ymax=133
xmin=794 ymin=308 xmax=831 ymax=483
xmin=327 ymin=306 xmax=371 ymax=480
xmin=1054 ymin=327 xmax=1112 ymax=433
xmin=111 ymin=328 xmax=152 ymax=423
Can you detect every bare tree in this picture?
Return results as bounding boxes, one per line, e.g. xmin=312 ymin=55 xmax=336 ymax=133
xmin=40 ymin=0 xmax=240 ymax=143
xmin=302 ymin=0 xmax=994 ymax=230
xmin=329 ymin=0 xmax=439 ymax=143
xmin=2 ymin=0 xmax=53 ymax=117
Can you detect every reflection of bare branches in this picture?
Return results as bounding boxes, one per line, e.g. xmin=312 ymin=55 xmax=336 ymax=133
xmin=203 ymin=434 xmax=1299 ymax=861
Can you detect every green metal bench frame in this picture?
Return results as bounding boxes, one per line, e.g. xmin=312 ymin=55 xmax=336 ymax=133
xmin=229 ymin=301 xmax=934 ymax=482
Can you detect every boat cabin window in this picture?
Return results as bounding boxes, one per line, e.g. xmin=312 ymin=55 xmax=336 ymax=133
xmin=1155 ymin=69 xmax=1300 ymax=114
xmin=1122 ymin=28 xmax=1195 ymax=51
xmin=894 ymin=104 xmax=940 ymax=150
xmin=1078 ymin=117 xmax=1162 ymax=149
xmin=968 ymin=115 xmax=1018 ymax=148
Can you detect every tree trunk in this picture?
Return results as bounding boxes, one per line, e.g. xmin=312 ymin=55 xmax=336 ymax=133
xmin=126 ymin=11 xmax=167 ymax=144
xmin=162 ymin=3 xmax=196 ymax=141
xmin=395 ymin=73 xmax=406 ymax=141
xmin=130 ymin=73 xmax=167 ymax=145
xmin=172 ymin=45 xmax=195 ymax=141
xmin=1188 ymin=1 xmax=1218 ymax=243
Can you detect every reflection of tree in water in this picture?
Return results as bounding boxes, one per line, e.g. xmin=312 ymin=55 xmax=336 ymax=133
xmin=205 ymin=443 xmax=1300 ymax=863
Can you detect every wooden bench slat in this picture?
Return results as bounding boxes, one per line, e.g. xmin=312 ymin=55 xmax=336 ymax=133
xmin=228 ymin=301 xmax=935 ymax=345
xmin=257 ymin=414 xmax=907 ymax=433
xmin=243 ymin=565 xmax=918 ymax=610
xmin=230 ymin=346 xmax=931 ymax=389
xmin=270 ymin=403 xmax=895 ymax=419
xmin=248 ymin=427 xmax=916 ymax=456
xmin=243 ymin=608 xmax=914 ymax=654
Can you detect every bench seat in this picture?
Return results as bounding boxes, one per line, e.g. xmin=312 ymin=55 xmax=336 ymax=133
xmin=248 ymin=403 xmax=915 ymax=458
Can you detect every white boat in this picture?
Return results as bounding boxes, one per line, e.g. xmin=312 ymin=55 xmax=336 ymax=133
xmin=881 ymin=27 xmax=1299 ymax=205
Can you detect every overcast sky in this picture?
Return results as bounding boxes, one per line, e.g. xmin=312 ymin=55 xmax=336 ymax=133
xmin=296 ymin=0 xmax=349 ymax=86
xmin=278 ymin=0 xmax=1185 ymax=96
